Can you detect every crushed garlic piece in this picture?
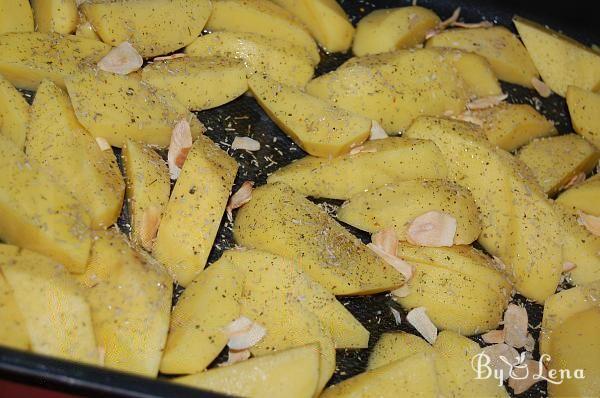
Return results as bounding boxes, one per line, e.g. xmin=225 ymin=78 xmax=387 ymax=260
xmin=224 ymin=316 xmax=266 ymax=351
xmin=425 ymin=7 xmax=461 ymax=39
xmin=406 ymin=307 xmax=437 ymax=344
xmin=392 ymin=284 xmax=411 ymax=298
xmin=480 ymin=343 xmax=520 ymax=380
xmin=95 ymin=137 xmax=111 ymax=151
xmin=531 ymin=77 xmax=552 ymax=98
xmin=349 ymin=145 xmax=377 ymax=155
xmin=167 ymin=120 xmax=193 ymax=180
xmin=481 ymin=329 xmax=505 ymax=344
xmin=406 ymin=211 xmax=457 ymax=247
xmin=220 ymin=349 xmax=251 ymax=367
xmin=508 ymin=359 xmax=546 ymax=394
xmin=153 ymin=53 xmax=186 ymax=62
xmin=367 ymin=243 xmax=413 ymax=281
xmin=371 ymin=227 xmax=398 ymax=256
xmin=578 ymin=212 xmax=600 ymax=236
xmin=370 ymin=120 xmax=388 ymax=140
xmin=467 ymin=94 xmax=508 ymax=110
xmin=98 ymin=42 xmax=143 ymax=75
xmin=390 ymin=307 xmax=402 ymax=325
xmin=503 ymin=304 xmax=529 ymax=349
xmin=139 ymin=205 xmax=161 ymax=251
xmin=226 ymin=181 xmax=254 ymax=221
xmin=232 ymin=136 xmax=261 ymax=151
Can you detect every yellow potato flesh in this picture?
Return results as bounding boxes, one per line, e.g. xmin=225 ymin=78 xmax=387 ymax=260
xmin=153 ymin=135 xmax=238 ymax=286
xmin=160 ymin=259 xmax=243 ymax=375
xmin=567 ymin=85 xmax=600 ymax=148
xmin=367 ymin=332 xmax=433 ymax=370
xmin=337 ymin=180 xmax=482 ymax=245
xmin=267 ymin=138 xmax=448 ymax=199
xmin=0 ymin=73 xmax=29 ymax=150
xmin=141 ymin=56 xmax=248 ymax=111
xmin=0 ymin=245 xmax=98 ymax=364
xmin=75 ymin=21 xmax=101 ymax=41
xmin=353 ymin=6 xmax=440 ymax=56
xmin=445 ymin=50 xmax=502 ymax=97
xmin=248 ymin=74 xmax=371 ymax=157
xmin=233 ymin=182 xmax=405 ymax=295
xmin=0 ymin=0 xmax=33 ymax=34
xmin=0 ymin=272 xmax=29 ymax=350
xmin=27 ymin=80 xmax=125 ymax=229
xmin=556 ymin=174 xmax=600 ymax=216
xmin=174 ymin=344 xmax=320 ymax=398
xmin=31 ymin=0 xmax=78 ymax=34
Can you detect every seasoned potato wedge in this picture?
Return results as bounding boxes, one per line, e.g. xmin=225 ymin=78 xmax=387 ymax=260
xmin=406 ymin=117 xmax=562 ymax=302
xmin=81 ymin=0 xmax=212 ymax=58
xmin=153 ymin=135 xmax=238 ymax=286
xmin=471 ymin=103 xmax=557 ymax=151
xmin=0 ymin=32 xmax=110 ymax=90
xmin=122 ymin=140 xmax=170 ymax=251
xmin=75 ymin=20 xmax=101 ymax=41
xmin=353 ymin=6 xmax=440 ymax=56
xmin=556 ymin=174 xmax=600 ymax=216
xmin=567 ymin=85 xmax=600 ymax=148
xmin=270 ymin=0 xmax=354 ymax=52
xmin=267 ymin=138 xmax=448 ymax=199
xmin=0 ymin=0 xmax=33 ymax=34
xmin=27 ymin=80 xmax=125 ymax=229
xmin=0 ymin=135 xmax=91 ymax=273
xmin=222 ymin=249 xmax=369 ymax=348
xmin=513 ymin=16 xmax=600 ymax=96
xmin=207 ymin=0 xmax=319 ymax=63
xmin=367 ymin=332 xmax=433 ymax=370
xmin=142 ymin=56 xmax=248 ymax=111
xmin=160 ymin=259 xmax=243 ymax=375
xmin=31 ymin=0 xmax=78 ymax=34
xmin=233 ymin=183 xmax=405 ymax=295
xmin=0 ymin=245 xmax=98 ymax=364
xmin=426 ymin=26 xmax=538 ymax=87
xmin=445 ymin=50 xmax=502 ymax=98
xmin=337 ymin=180 xmax=482 ymax=245
xmin=248 ymin=74 xmax=371 ymax=157
xmin=0 ymin=273 xmax=29 ymax=350
xmin=0 ymin=73 xmax=29 ymax=149
xmin=517 ymin=134 xmax=599 ymax=195
xmin=175 ymin=344 xmax=320 ymax=398
xmin=65 ymin=70 xmax=205 ymax=148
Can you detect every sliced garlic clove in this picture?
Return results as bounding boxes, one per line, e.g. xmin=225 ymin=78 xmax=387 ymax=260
xmin=391 ymin=284 xmax=411 ymax=298
xmin=223 ymin=316 xmax=254 ymax=336
xmin=98 ymin=42 xmax=143 ymax=75
xmin=371 ymin=227 xmax=399 ymax=256
xmin=451 ymin=20 xmax=493 ymax=28
xmin=139 ymin=205 xmax=162 ymax=251
xmin=369 ymin=120 xmax=388 ymax=140
xmin=481 ymin=329 xmax=505 ymax=345
xmin=167 ymin=120 xmax=193 ymax=180
xmin=467 ymin=93 xmax=508 ymax=110
xmin=226 ymin=181 xmax=255 ymax=221
xmin=425 ymin=7 xmax=461 ymax=39
xmin=390 ymin=307 xmax=402 ymax=325
xmin=406 ymin=211 xmax=457 ymax=247
xmin=578 ymin=212 xmax=600 ymax=236
xmin=95 ymin=137 xmax=111 ymax=151
xmin=367 ymin=242 xmax=413 ymax=280
xmin=223 ymin=316 xmax=266 ymax=351
xmin=153 ymin=53 xmax=186 ymax=62
xmin=531 ymin=77 xmax=552 ymax=98
xmin=480 ymin=343 xmax=520 ymax=380
xmin=231 ymin=136 xmax=261 ymax=151
xmin=508 ymin=359 xmax=546 ymax=394
xmin=406 ymin=307 xmax=437 ymax=344
xmin=503 ymin=304 xmax=529 ymax=349
xmin=220 ymin=349 xmax=251 ymax=367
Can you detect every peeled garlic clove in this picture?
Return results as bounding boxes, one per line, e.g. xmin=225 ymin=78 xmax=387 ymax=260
xmin=226 ymin=181 xmax=254 ymax=221
xmin=407 ymin=211 xmax=457 ymax=247
xmin=406 ymin=307 xmax=437 ymax=344
xmin=371 ymin=227 xmax=398 ymax=256
xmin=367 ymin=243 xmax=413 ymax=280
xmin=481 ymin=329 xmax=505 ymax=344
xmin=370 ymin=120 xmax=388 ymax=140
xmin=227 ymin=324 xmax=266 ymax=351
xmin=503 ymin=304 xmax=529 ymax=349
xmin=139 ymin=205 xmax=162 ymax=251
xmin=231 ymin=136 xmax=261 ymax=151
xmin=98 ymin=42 xmax=143 ymax=75
xmin=167 ymin=120 xmax=193 ymax=180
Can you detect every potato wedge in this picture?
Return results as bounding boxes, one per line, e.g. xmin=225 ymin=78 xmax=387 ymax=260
xmin=222 ymin=249 xmax=369 ymax=348
xmin=353 ymin=6 xmax=440 ymax=56
xmin=175 ymin=344 xmax=320 ymax=398
xmin=77 ymin=229 xmax=172 ymax=377
xmin=0 ymin=134 xmax=91 ymax=273
xmin=81 ymin=0 xmax=212 ymax=58
xmin=513 ymin=16 xmax=600 ymax=96
xmin=567 ymin=86 xmax=600 ymax=148
xmin=207 ymin=0 xmax=319 ymax=64
xmin=153 ymin=135 xmax=238 ymax=286
xmin=267 ymin=138 xmax=448 ymax=199
xmin=516 ymin=134 xmax=599 ymax=195
xmin=160 ymin=259 xmax=243 ymax=375
xmin=270 ymin=0 xmax=354 ymax=52
xmin=31 ymin=0 xmax=78 ymax=34
xmin=0 ymin=73 xmax=29 ymax=149
xmin=248 ymin=74 xmax=371 ymax=157
xmin=0 ymin=0 xmax=33 ymax=34
xmin=556 ymin=174 xmax=600 ymax=216
xmin=27 ymin=80 xmax=125 ymax=229
xmin=471 ymin=103 xmax=557 ymax=151
xmin=233 ymin=183 xmax=405 ymax=295
xmin=75 ymin=20 xmax=101 ymax=41
xmin=141 ymin=56 xmax=248 ymax=111
xmin=122 ymin=140 xmax=170 ymax=251
xmin=0 ymin=32 xmax=110 ymax=90
xmin=426 ymin=26 xmax=538 ymax=87
xmin=0 ymin=245 xmax=98 ymax=364
xmin=0 ymin=272 xmax=29 ymax=350
xmin=367 ymin=332 xmax=433 ymax=370
xmin=405 ymin=117 xmax=562 ymax=303
xmin=321 ymin=352 xmax=440 ymax=398
xmin=337 ymin=180 xmax=481 ymax=245
xmin=445 ymin=50 xmax=502 ymax=98
xmin=65 ymin=70 xmax=205 ymax=148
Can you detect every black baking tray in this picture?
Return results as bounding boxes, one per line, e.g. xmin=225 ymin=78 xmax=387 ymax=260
xmin=1 ymin=0 xmax=598 ymax=397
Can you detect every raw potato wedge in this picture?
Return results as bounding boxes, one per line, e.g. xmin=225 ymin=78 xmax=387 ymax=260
xmin=556 ymin=174 xmax=600 ymax=216
xmin=207 ymin=0 xmax=319 ymax=64
xmin=141 ymin=56 xmax=248 ymax=111
xmin=0 ymin=135 xmax=91 ymax=273
xmin=75 ymin=20 xmax=101 ymax=41
xmin=222 ymin=249 xmax=369 ymax=348
xmin=471 ymin=103 xmax=557 ymax=151
xmin=160 ymin=259 xmax=243 ymax=375
xmin=248 ymin=74 xmax=371 ymax=157
xmin=0 ymin=32 xmax=110 ymax=90
xmin=153 ymin=135 xmax=238 ymax=286
xmin=0 ymin=272 xmax=29 ymax=350
xmin=81 ymin=0 xmax=212 ymax=58
xmin=0 ymin=73 xmax=29 ymax=150
xmin=320 ymin=352 xmax=440 ymax=398
xmin=353 ymin=6 xmax=440 ymax=56
xmin=174 ymin=344 xmax=320 ymax=398
xmin=367 ymin=332 xmax=434 ymax=370
xmin=27 ymin=80 xmax=125 ymax=229
xmin=270 ymin=0 xmax=354 ymax=52
xmin=517 ymin=134 xmax=599 ymax=195
xmin=233 ymin=183 xmax=405 ymax=295
xmin=0 ymin=245 xmax=98 ymax=364
xmin=444 ymin=50 xmax=502 ymax=98
xmin=267 ymin=138 xmax=448 ymax=199
xmin=337 ymin=180 xmax=482 ymax=245
xmin=77 ymin=229 xmax=172 ymax=377
xmin=65 ymin=70 xmax=205 ymax=148
xmin=185 ymin=31 xmax=315 ymax=88
xmin=31 ymin=0 xmax=78 ymax=34
xmin=406 ymin=117 xmax=562 ymax=303
xmin=513 ymin=16 xmax=600 ymax=96
xmin=426 ymin=26 xmax=539 ymax=87
xmin=567 ymin=86 xmax=600 ymax=148
xmin=122 ymin=140 xmax=170 ymax=250
xmin=0 ymin=0 xmax=33 ymax=34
